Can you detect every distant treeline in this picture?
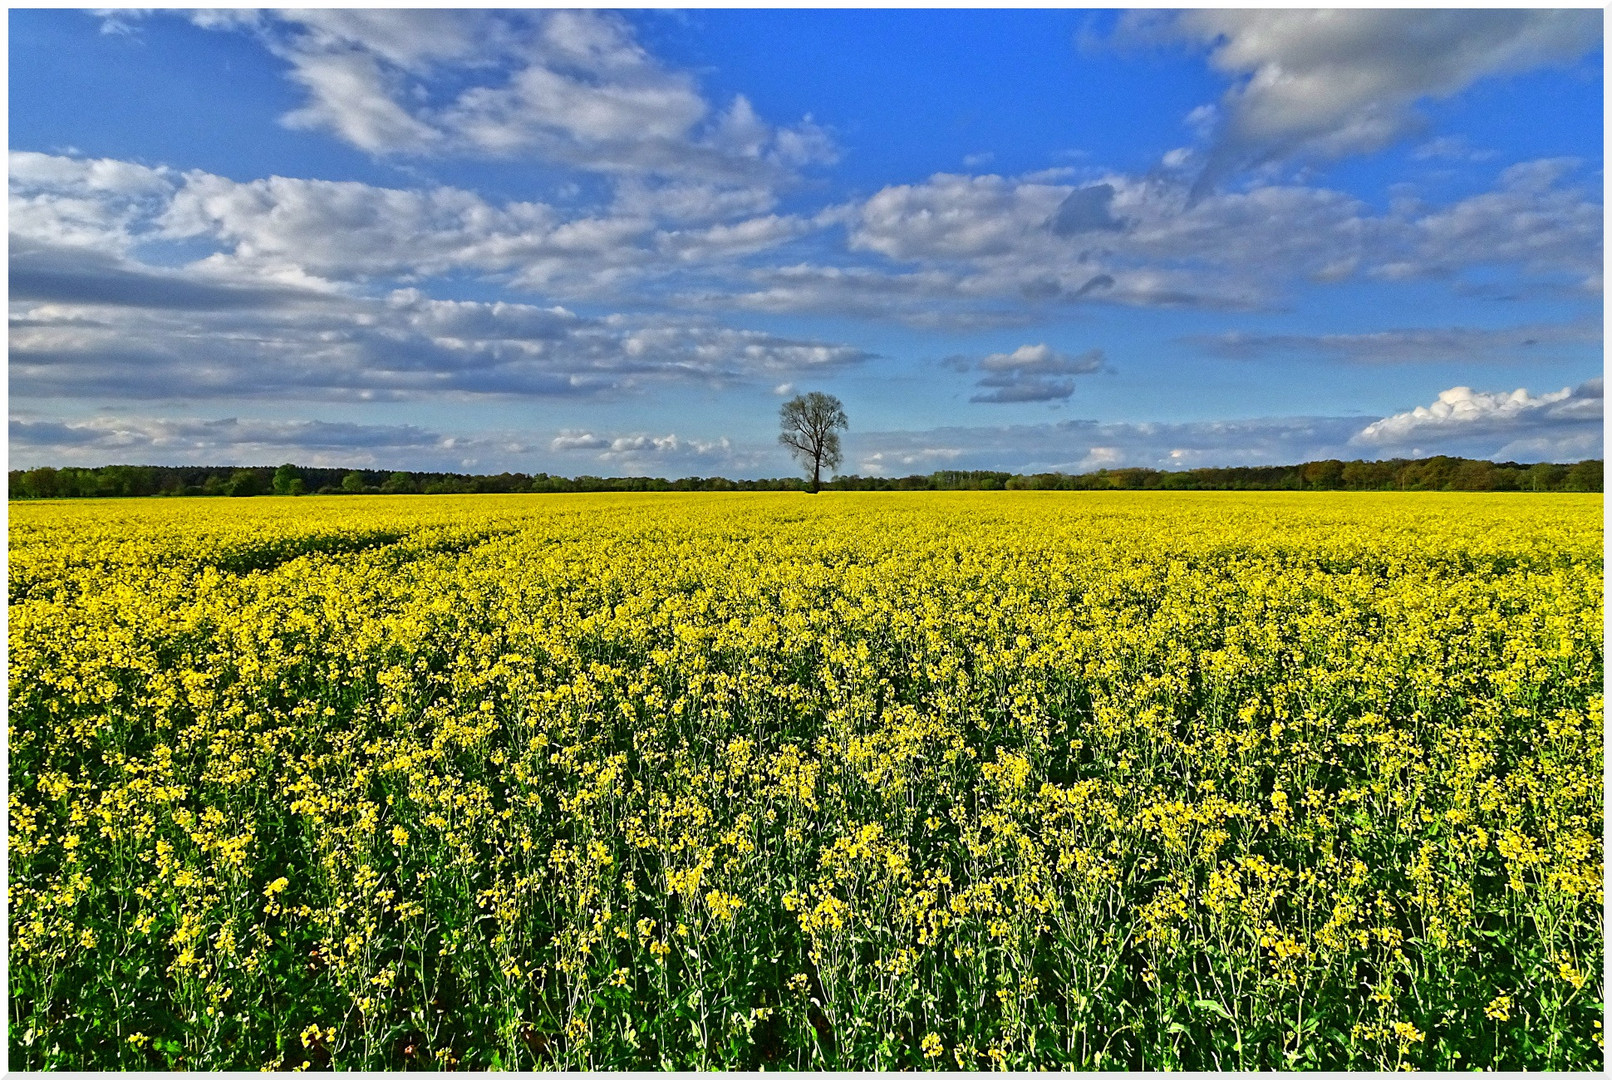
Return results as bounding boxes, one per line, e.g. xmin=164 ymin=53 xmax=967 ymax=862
xmin=7 ymin=455 xmax=1603 ymax=500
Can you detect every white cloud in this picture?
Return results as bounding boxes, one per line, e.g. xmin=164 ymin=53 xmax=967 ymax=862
xmin=190 ymin=9 xmax=835 ymax=186
xmin=263 ymin=9 xmax=703 ymax=158
xmin=281 ymin=48 xmax=446 ymax=154
xmin=267 ymin=8 xmax=482 ymax=70
xmin=145 ymin=164 xmax=811 ymax=295
xmin=749 ymin=157 xmax=1599 ymax=318
xmin=8 ymin=150 xmax=173 ymax=200
xmin=159 ymin=170 xmax=610 ymax=285
xmin=9 ymin=150 xmax=176 ymax=252
xmin=444 ymin=46 xmax=706 ymax=154
xmin=603 ymin=432 xmax=729 ymax=458
xmin=655 ymin=214 xmax=812 ymax=263
xmin=547 ymin=426 xmax=761 ymax=475
xmin=12 ymin=152 xmax=822 ymax=309
xmin=1354 ymin=379 xmax=1603 ymax=458
xmin=1385 ymin=159 xmax=1602 ymax=291
xmin=783 ymin=171 xmax=1373 ymax=315
xmin=978 ymin=344 xmax=1094 ymax=373
xmin=550 ymin=430 xmax=610 ymax=451
xmin=969 ymin=344 xmax=1107 ymax=404
xmin=1144 ymin=9 xmax=1600 ymax=183
xmin=850 ymin=173 xmax=1070 ymax=260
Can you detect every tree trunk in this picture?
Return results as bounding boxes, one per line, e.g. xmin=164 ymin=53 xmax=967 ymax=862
xmin=810 ymin=455 xmax=821 ymax=494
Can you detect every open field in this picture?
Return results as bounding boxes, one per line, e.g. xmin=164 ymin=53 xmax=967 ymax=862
xmin=8 ymin=492 xmax=1603 ymax=1070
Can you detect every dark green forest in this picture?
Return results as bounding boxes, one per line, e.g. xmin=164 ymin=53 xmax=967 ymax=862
xmin=8 ymin=456 xmax=1603 ymax=499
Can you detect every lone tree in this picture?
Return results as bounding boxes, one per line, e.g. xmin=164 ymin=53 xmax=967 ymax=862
xmin=778 ymin=391 xmax=847 ymax=493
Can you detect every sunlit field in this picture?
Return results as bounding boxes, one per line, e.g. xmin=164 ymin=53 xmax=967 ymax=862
xmin=8 ymin=492 xmax=1603 ymax=1070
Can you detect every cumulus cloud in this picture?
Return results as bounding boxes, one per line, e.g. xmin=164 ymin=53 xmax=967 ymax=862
xmin=550 ymin=430 xmax=610 ymax=451
xmin=9 ymin=149 xmax=174 ymax=200
xmin=187 ymin=9 xmax=835 ymax=186
xmin=548 ymin=426 xmax=766 ymax=475
xmin=1354 ymin=379 xmax=1603 ymax=460
xmin=1135 ymin=9 xmax=1601 ymax=190
xmin=602 ymin=433 xmax=731 ymax=459
xmin=977 ymin=344 xmax=1103 ymax=375
xmin=967 ymin=344 xmax=1106 ymax=404
xmin=850 ymin=173 xmax=1071 ymax=261
xmin=9 ymin=150 xmax=176 ymax=252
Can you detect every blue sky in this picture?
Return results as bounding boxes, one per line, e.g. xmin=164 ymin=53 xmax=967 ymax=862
xmin=9 ymin=7 xmax=1604 ymax=476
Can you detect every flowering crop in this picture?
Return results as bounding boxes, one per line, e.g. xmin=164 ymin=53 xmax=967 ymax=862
xmin=8 ymin=492 xmax=1603 ymax=1069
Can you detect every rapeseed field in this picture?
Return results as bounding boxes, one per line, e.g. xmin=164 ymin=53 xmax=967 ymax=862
xmin=8 ymin=492 xmax=1603 ymax=1070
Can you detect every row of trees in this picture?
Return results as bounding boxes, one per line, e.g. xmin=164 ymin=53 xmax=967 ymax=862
xmin=924 ymin=456 xmax=1604 ymax=493
xmin=8 ymin=455 xmax=1602 ymax=500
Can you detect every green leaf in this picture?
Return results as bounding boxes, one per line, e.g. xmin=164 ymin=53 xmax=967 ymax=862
xmin=1194 ymin=999 xmax=1232 ymax=1020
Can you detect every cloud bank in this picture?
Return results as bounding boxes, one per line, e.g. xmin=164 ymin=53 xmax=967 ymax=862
xmin=12 ymin=377 xmax=1600 ymax=477
xmin=1354 ymin=379 xmax=1602 ymax=460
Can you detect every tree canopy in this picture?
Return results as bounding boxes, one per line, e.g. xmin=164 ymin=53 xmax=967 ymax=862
xmin=778 ymin=391 xmax=848 ymax=493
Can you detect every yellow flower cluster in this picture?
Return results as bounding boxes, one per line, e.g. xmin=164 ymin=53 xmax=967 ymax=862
xmin=8 ymin=491 xmax=1602 ymax=1070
